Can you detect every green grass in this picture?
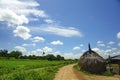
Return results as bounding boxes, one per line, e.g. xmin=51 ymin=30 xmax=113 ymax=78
xmin=0 ymin=59 xmax=72 ymax=80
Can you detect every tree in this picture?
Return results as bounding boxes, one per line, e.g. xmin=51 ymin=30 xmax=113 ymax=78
xmin=56 ymin=55 xmax=64 ymax=60
xmin=0 ymin=49 xmax=8 ymax=57
xmin=10 ymin=51 xmax=22 ymax=58
xmin=45 ymin=54 xmax=56 ymax=61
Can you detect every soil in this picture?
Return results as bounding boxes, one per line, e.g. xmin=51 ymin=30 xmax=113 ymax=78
xmin=54 ymin=64 xmax=120 ymax=80
xmin=54 ymin=64 xmax=87 ymax=80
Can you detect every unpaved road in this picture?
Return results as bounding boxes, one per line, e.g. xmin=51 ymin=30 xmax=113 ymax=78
xmin=54 ymin=64 xmax=87 ymax=80
xmin=54 ymin=64 xmax=120 ymax=80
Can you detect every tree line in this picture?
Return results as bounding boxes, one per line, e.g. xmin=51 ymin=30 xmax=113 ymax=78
xmin=0 ymin=49 xmax=64 ymax=61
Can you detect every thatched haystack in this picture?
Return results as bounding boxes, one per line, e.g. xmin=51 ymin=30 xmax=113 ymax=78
xmin=78 ymin=44 xmax=106 ymax=73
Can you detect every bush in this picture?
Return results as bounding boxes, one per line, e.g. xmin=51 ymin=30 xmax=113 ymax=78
xmin=102 ymin=71 xmax=112 ymax=76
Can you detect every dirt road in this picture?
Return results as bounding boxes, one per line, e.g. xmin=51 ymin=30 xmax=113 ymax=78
xmin=54 ymin=64 xmax=87 ymax=80
xmin=54 ymin=64 xmax=120 ymax=80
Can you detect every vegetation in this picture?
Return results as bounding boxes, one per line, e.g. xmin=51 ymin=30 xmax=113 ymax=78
xmin=0 ymin=59 xmax=73 ymax=80
xmin=0 ymin=49 xmax=74 ymax=80
xmin=0 ymin=49 xmax=64 ymax=61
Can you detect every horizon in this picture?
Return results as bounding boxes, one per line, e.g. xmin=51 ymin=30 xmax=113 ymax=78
xmin=0 ymin=0 xmax=120 ymax=59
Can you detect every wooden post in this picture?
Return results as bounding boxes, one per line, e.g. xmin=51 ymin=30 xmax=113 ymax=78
xmin=118 ymin=64 xmax=120 ymax=75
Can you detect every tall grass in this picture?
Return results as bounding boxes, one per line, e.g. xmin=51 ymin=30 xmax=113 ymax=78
xmin=0 ymin=59 xmax=72 ymax=80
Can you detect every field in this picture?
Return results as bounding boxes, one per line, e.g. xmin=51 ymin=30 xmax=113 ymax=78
xmin=0 ymin=59 xmax=71 ymax=80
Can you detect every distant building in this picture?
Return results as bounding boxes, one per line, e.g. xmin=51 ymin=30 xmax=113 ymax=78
xmin=78 ymin=44 xmax=106 ymax=73
xmin=109 ymin=55 xmax=120 ymax=75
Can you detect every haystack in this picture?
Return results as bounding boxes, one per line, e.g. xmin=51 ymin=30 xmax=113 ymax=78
xmin=78 ymin=44 xmax=106 ymax=73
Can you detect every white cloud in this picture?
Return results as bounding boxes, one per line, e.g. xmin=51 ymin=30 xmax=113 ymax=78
xmin=92 ymin=47 xmax=120 ymax=59
xmin=92 ymin=48 xmax=109 ymax=58
xmin=97 ymin=40 xmax=105 ymax=47
xmin=22 ymin=43 xmax=36 ymax=47
xmin=0 ymin=9 xmax=28 ymax=25
xmin=31 ymin=36 xmax=45 ymax=42
xmin=42 ymin=26 xmax=82 ymax=37
xmin=0 ymin=0 xmax=48 ymax=26
xmin=97 ymin=40 xmax=103 ymax=44
xmin=43 ymin=46 xmax=53 ymax=53
xmin=31 ymin=25 xmax=82 ymax=37
xmin=13 ymin=26 xmax=31 ymax=40
xmin=52 ymin=51 xmax=82 ymax=59
xmin=63 ymin=53 xmax=82 ymax=59
xmin=73 ymin=46 xmax=81 ymax=50
xmin=44 ymin=19 xmax=54 ymax=24
xmin=111 ymin=48 xmax=117 ymax=51
xmin=51 ymin=40 xmax=63 ymax=45
xmin=98 ymin=43 xmax=105 ymax=47
xmin=105 ymin=49 xmax=112 ymax=53
xmin=117 ymin=32 xmax=120 ymax=39
xmin=80 ymin=44 xmax=84 ymax=47
xmin=118 ymin=42 xmax=120 ymax=47
xmin=108 ymin=41 xmax=115 ymax=45
xmin=14 ymin=46 xmax=26 ymax=52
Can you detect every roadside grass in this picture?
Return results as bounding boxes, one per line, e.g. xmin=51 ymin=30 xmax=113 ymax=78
xmin=0 ymin=59 xmax=73 ymax=80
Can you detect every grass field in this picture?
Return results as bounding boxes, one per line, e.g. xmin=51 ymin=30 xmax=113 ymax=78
xmin=0 ymin=59 xmax=72 ymax=80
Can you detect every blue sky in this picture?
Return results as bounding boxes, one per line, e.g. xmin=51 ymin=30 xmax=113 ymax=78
xmin=0 ymin=0 xmax=120 ymax=59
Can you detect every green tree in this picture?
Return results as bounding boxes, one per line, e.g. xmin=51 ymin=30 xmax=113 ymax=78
xmin=0 ymin=49 xmax=8 ymax=57
xmin=56 ymin=55 xmax=62 ymax=60
xmin=10 ymin=51 xmax=22 ymax=59
xmin=45 ymin=54 xmax=56 ymax=61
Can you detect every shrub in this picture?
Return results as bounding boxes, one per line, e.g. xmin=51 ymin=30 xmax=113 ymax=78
xmin=102 ymin=71 xmax=112 ymax=76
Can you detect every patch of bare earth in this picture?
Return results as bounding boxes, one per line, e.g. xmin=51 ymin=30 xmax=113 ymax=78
xmin=54 ymin=64 xmax=87 ymax=80
xmin=54 ymin=64 xmax=120 ymax=80
xmin=85 ymin=75 xmax=120 ymax=80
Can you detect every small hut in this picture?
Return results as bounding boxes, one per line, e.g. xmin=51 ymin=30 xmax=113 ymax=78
xmin=109 ymin=55 xmax=120 ymax=75
xmin=78 ymin=44 xmax=106 ymax=73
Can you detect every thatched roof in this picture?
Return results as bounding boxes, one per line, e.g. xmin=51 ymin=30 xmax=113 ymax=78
xmin=81 ymin=44 xmax=105 ymax=61
xmin=109 ymin=55 xmax=120 ymax=64
xmin=78 ymin=44 xmax=106 ymax=73
xmin=111 ymin=55 xmax=120 ymax=60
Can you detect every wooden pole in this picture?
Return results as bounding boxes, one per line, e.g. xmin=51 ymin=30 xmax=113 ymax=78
xmin=118 ymin=64 xmax=120 ymax=75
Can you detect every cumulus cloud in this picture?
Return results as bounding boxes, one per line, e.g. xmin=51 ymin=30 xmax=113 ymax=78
xmin=43 ymin=46 xmax=53 ymax=53
xmin=31 ymin=36 xmax=45 ymax=42
xmin=92 ymin=47 xmax=120 ymax=59
xmin=97 ymin=40 xmax=105 ymax=47
xmin=92 ymin=48 xmax=109 ymax=58
xmin=117 ymin=32 xmax=120 ymax=39
xmin=52 ymin=51 xmax=82 ymax=59
xmin=108 ymin=41 xmax=115 ymax=45
xmin=63 ymin=53 xmax=82 ymax=59
xmin=51 ymin=40 xmax=63 ymax=45
xmin=0 ymin=9 xmax=28 ymax=25
xmin=14 ymin=46 xmax=26 ymax=52
xmin=13 ymin=26 xmax=31 ymax=40
xmin=0 ymin=0 xmax=47 ymax=26
xmin=73 ymin=46 xmax=81 ymax=50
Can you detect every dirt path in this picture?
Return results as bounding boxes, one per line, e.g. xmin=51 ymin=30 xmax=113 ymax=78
xmin=54 ymin=64 xmax=120 ymax=80
xmin=54 ymin=64 xmax=87 ymax=80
